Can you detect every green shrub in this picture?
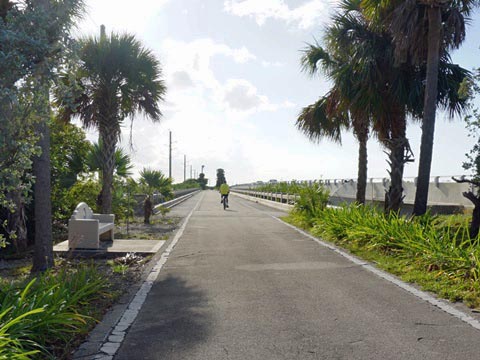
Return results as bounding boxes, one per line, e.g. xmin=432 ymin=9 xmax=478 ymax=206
xmin=173 ymin=179 xmax=200 ymax=190
xmin=0 ymin=266 xmax=108 ymax=358
xmin=291 ymin=182 xmax=329 ymax=227
xmin=0 ymin=308 xmax=43 ymax=359
xmin=61 ymin=177 xmax=101 ymax=218
xmin=255 ymin=180 xmax=304 ymax=194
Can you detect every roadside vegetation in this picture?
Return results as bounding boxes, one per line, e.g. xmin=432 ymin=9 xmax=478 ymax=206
xmin=1 ymin=264 xmax=111 ymax=359
xmin=284 ymin=184 xmax=480 ymax=308
xmin=253 ymin=181 xmax=314 ymax=195
xmin=173 ymin=179 xmax=201 ymax=191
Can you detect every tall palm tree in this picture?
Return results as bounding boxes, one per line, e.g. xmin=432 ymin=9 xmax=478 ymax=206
xmin=296 ymin=85 xmax=370 ymax=203
xmin=56 ymin=26 xmax=166 ymax=214
xmin=300 ymin=0 xmax=469 ymax=212
xmin=362 ymin=0 xmax=477 ymax=215
xmin=300 ymin=1 xmax=410 ymax=211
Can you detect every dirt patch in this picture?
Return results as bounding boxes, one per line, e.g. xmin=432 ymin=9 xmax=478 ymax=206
xmin=115 ymin=215 xmax=182 ymax=240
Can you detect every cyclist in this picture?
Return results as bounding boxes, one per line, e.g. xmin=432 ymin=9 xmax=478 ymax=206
xmin=219 ymin=183 xmax=230 ymax=208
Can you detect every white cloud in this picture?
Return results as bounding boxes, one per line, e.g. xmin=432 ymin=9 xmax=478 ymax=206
xmin=169 ymin=71 xmax=194 ymax=90
xmin=261 ymin=60 xmax=285 ymax=67
xmin=224 ymin=0 xmax=333 ymax=29
xmin=223 ymin=79 xmax=264 ymax=111
xmin=222 ymin=79 xmax=295 ymax=113
xmin=231 ymin=47 xmax=257 ymax=63
xmin=162 ymin=38 xmax=256 ymax=93
xmin=161 ymin=39 xmax=292 ymax=114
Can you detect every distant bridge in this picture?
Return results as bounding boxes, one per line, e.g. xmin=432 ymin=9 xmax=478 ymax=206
xmin=233 ymin=176 xmax=473 ymax=214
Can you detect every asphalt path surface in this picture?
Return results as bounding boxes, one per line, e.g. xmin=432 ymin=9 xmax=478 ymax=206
xmin=114 ymin=190 xmax=480 ymax=359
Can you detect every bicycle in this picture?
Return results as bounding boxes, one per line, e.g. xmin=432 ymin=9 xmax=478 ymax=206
xmin=221 ymin=194 xmax=229 ymax=210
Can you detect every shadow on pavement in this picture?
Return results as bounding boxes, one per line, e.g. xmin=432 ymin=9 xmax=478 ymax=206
xmin=115 ymin=275 xmax=211 ymax=360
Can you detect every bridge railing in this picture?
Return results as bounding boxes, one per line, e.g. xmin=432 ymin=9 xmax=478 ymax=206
xmin=232 ymin=176 xmax=474 ymax=212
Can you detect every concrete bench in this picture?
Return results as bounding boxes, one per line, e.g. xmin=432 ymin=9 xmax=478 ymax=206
xmin=68 ymin=202 xmax=115 ymax=249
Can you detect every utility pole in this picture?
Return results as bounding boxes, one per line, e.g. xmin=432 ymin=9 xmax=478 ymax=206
xmin=184 ymin=155 xmax=186 ymax=182
xmin=168 ymin=131 xmax=172 ymax=179
xmin=190 ymin=165 xmax=192 ymax=179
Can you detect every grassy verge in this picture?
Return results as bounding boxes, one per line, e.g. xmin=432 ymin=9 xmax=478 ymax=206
xmin=284 ymin=204 xmax=480 ymax=309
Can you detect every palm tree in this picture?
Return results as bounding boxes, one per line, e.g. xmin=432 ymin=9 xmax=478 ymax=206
xmin=299 ymin=1 xmax=409 ymax=211
xmin=86 ymin=143 xmax=134 ymax=179
xmin=139 ymin=168 xmax=173 ymax=199
xmin=300 ymin=0 xmax=470 ymax=212
xmin=296 ymin=88 xmax=369 ymax=203
xmin=362 ymin=0 xmax=477 ymax=215
xmin=56 ymin=26 xmax=166 ymax=214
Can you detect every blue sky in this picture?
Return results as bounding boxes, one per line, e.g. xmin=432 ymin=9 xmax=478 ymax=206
xmin=78 ymin=0 xmax=480 ymax=185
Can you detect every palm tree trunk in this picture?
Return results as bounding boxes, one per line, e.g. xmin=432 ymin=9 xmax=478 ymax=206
xmin=356 ymin=128 xmax=368 ymax=205
xmin=385 ymin=110 xmax=409 ymax=213
xmin=100 ymin=128 xmax=117 ymax=214
xmin=385 ymin=139 xmax=406 ymax=213
xmin=458 ymin=189 xmax=480 ymax=238
xmin=32 ymin=109 xmax=54 ymax=272
xmin=413 ymin=6 xmax=442 ymax=216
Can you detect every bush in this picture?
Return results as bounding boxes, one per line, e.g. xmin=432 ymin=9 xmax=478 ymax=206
xmin=172 ymin=179 xmax=200 ymax=191
xmin=291 ymin=182 xmax=329 ymax=227
xmin=0 ymin=266 xmax=108 ymax=358
xmin=58 ymin=177 xmax=101 ymax=221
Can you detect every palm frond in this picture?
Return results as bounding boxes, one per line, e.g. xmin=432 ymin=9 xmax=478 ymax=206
xmin=300 ymin=42 xmax=333 ymax=76
xmin=86 ymin=142 xmax=133 ymax=178
xmin=296 ymin=91 xmax=350 ymax=144
xmin=55 ymin=30 xmax=166 ymax=139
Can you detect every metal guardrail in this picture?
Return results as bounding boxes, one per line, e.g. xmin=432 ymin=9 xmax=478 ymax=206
xmin=232 ymin=189 xmax=298 ymax=204
xmin=154 ymin=189 xmax=201 ymax=212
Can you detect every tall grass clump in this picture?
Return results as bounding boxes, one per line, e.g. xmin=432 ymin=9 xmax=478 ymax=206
xmin=310 ymin=205 xmax=480 ymax=281
xmin=290 ymin=182 xmax=329 ymax=228
xmin=0 ymin=265 xmax=108 ymax=359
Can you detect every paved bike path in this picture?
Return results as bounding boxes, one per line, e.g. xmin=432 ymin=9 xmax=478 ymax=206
xmin=114 ymin=190 xmax=480 ymax=359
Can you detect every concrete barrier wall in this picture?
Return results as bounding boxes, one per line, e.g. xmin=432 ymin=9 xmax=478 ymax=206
xmin=323 ymin=180 xmax=472 ymax=208
xmin=233 ymin=179 xmax=474 ymax=214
